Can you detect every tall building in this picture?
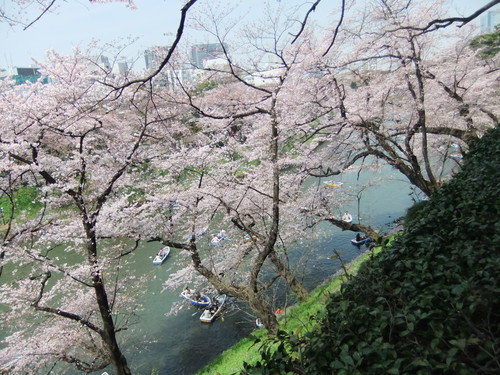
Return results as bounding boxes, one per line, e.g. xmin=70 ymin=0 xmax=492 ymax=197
xmin=112 ymin=61 xmax=129 ymax=75
xmin=190 ymin=43 xmax=225 ymax=68
xmin=143 ymin=45 xmax=198 ymax=89
xmin=0 ymin=67 xmax=48 ymax=85
xmin=481 ymin=10 xmax=500 ymax=33
xmin=95 ymin=55 xmax=111 ymax=71
xmin=144 ymin=46 xmax=171 ymax=70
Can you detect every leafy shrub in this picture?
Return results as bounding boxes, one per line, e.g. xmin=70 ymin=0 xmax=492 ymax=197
xmin=470 ymin=26 xmax=500 ymax=58
xmin=244 ymin=126 xmax=500 ymax=374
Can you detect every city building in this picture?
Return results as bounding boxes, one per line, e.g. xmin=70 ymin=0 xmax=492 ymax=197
xmin=202 ymin=57 xmax=230 ymax=70
xmin=94 ymin=55 xmax=111 ymax=71
xmin=0 ymin=67 xmax=48 ymax=85
xmin=190 ymin=43 xmax=225 ymax=68
xmin=112 ymin=61 xmax=129 ymax=75
xmin=144 ymin=45 xmax=203 ymax=90
xmin=481 ymin=10 xmax=500 ymax=33
xmin=144 ymin=46 xmax=171 ymax=70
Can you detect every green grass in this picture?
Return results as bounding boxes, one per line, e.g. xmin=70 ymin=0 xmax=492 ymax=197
xmin=196 ymin=246 xmax=382 ymax=375
xmin=0 ymin=185 xmax=43 ymax=224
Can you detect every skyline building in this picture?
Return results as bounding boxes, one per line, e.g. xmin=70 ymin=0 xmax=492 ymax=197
xmin=94 ymin=55 xmax=111 ymax=71
xmin=144 ymin=46 xmax=171 ymax=70
xmin=0 ymin=67 xmax=48 ymax=85
xmin=144 ymin=45 xmax=199 ymax=89
xmin=481 ymin=10 xmax=500 ymax=33
xmin=190 ymin=43 xmax=225 ymax=68
xmin=112 ymin=61 xmax=129 ymax=75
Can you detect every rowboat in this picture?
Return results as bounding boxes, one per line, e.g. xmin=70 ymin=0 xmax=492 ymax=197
xmin=152 ymin=246 xmax=170 ymax=265
xmin=324 ymin=181 xmax=343 ymax=187
xmin=180 ymin=288 xmax=211 ymax=308
xmin=342 ymin=212 xmax=353 ymax=223
xmin=351 ymin=237 xmax=371 ymax=246
xmin=186 ymin=227 xmax=208 ymax=241
xmin=200 ymin=294 xmax=226 ymax=323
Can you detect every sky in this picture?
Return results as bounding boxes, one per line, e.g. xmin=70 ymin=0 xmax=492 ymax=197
xmin=1 ymin=0 xmax=186 ymax=69
xmin=0 ymin=0 xmax=497 ymax=70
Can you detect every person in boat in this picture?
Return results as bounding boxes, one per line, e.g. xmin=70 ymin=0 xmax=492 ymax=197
xmin=210 ymin=301 xmax=219 ymax=313
xmin=193 ymin=290 xmax=201 ymax=301
xmin=355 ymin=233 xmax=368 ymax=242
xmin=184 ymin=287 xmax=192 ymax=297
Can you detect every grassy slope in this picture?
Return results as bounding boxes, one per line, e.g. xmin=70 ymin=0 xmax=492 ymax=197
xmin=196 ymin=246 xmax=383 ymax=375
xmin=0 ymin=185 xmax=43 ymax=227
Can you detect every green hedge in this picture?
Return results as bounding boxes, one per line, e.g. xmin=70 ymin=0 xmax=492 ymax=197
xmin=244 ymin=126 xmax=500 ymax=374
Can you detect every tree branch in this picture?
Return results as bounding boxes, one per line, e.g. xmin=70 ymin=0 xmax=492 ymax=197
xmin=31 ymin=272 xmax=104 ymax=335
xmin=398 ymin=0 xmax=500 ymax=34
xmin=323 ymin=0 xmax=346 ymax=56
xmin=291 ymin=0 xmax=322 ymax=44
xmin=322 ymin=217 xmax=379 ymax=239
xmin=23 ymin=0 xmax=57 ymax=31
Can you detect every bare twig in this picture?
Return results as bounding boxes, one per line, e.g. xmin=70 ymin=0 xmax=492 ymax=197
xmin=23 ymin=0 xmax=57 ymax=30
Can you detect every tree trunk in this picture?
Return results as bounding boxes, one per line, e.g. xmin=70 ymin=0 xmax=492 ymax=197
xmin=94 ymin=282 xmax=132 ymax=375
xmin=269 ymin=252 xmax=308 ymax=301
xmin=247 ymin=292 xmax=279 ymax=335
xmin=86 ymin=224 xmax=132 ymax=375
xmin=189 ymin=245 xmax=281 ymax=334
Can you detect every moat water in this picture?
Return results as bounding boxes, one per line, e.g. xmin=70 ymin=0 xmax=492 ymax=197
xmin=1 ymin=165 xmax=417 ymax=375
xmin=119 ymin=165 xmax=416 ymax=375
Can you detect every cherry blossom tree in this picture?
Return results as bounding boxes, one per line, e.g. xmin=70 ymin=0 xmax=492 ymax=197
xmin=135 ymin=2 xmax=500 ymax=332
xmin=124 ymin=53 xmax=316 ymax=334
xmin=0 ymin=0 xmax=323 ymax=366
xmin=0 ymin=48 xmax=182 ymax=374
xmin=1 ymin=0 xmax=499 ymax=371
xmin=295 ymin=0 xmax=500 ymax=45
xmin=0 ymin=0 xmax=332 ymax=369
xmin=118 ymin=1 xmax=360 ymax=333
xmin=293 ymin=0 xmax=499 ymax=198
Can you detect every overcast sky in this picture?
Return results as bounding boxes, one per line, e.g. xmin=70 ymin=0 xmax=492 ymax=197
xmin=0 ymin=0 xmax=496 ymax=70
